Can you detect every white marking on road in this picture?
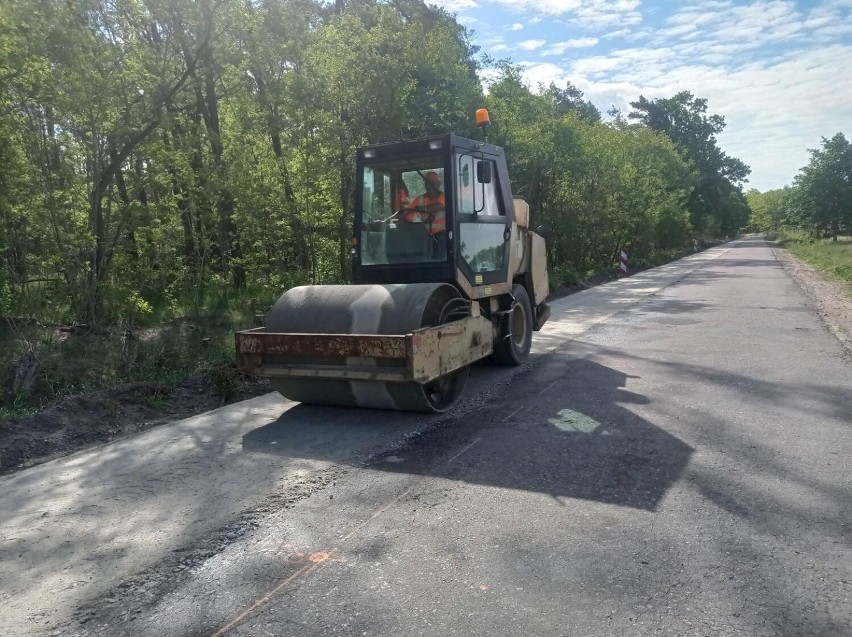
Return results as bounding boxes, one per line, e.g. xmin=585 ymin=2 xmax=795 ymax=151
xmin=539 ymin=381 xmax=557 ymax=395
xmin=502 ymin=406 xmax=524 ymax=422
xmin=446 ymin=437 xmax=482 ymax=464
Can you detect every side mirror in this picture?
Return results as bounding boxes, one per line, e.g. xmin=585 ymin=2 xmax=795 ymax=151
xmin=476 ymin=161 xmax=492 ymax=184
xmin=535 ymin=225 xmax=551 ymax=238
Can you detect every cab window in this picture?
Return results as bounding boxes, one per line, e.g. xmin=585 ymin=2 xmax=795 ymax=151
xmin=456 ymin=154 xmax=503 ymax=217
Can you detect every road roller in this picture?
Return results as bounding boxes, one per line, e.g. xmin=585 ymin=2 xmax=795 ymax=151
xmin=235 ymin=112 xmax=551 ymax=412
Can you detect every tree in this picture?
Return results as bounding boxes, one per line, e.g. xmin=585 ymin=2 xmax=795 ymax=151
xmin=0 ymin=0 xmax=222 ymax=323
xmin=485 ymin=66 xmax=693 ymax=276
xmin=789 ymin=133 xmax=852 ymax=241
xmin=745 ymin=188 xmax=793 ymax=233
xmin=305 ymin=0 xmax=483 ymax=280
xmin=545 ymin=82 xmax=601 ymax=123
xmin=629 ymin=92 xmax=751 ymax=238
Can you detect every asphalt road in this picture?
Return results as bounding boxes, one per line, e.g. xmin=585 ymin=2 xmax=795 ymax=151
xmin=2 ymin=238 xmax=850 ymax=637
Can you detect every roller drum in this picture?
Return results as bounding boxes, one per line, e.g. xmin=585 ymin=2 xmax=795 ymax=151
xmin=265 ymin=283 xmax=470 ymax=412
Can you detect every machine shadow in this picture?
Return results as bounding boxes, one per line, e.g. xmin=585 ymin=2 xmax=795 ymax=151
xmin=244 ymin=354 xmax=693 ymax=512
xmin=379 ymin=354 xmax=693 ymax=511
xmin=241 ymin=401 xmax=427 ymax=458
xmin=240 ymin=360 xmax=529 ymax=458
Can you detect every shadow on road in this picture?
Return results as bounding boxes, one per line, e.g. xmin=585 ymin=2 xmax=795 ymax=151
xmin=243 ymin=353 xmax=694 ymax=512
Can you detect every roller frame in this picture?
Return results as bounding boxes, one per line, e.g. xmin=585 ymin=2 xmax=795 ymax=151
xmin=236 ymin=314 xmax=493 ymax=385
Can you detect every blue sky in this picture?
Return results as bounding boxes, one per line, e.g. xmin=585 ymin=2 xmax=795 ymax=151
xmin=433 ymin=0 xmax=852 ymax=192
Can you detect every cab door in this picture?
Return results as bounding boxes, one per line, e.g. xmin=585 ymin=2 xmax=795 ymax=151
xmin=454 ymin=150 xmax=511 ymax=289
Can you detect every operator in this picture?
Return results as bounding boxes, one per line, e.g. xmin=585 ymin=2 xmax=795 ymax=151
xmin=401 ymin=171 xmax=447 ymax=258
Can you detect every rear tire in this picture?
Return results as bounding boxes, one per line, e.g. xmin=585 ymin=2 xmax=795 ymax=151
xmin=492 ymin=284 xmax=533 ymax=366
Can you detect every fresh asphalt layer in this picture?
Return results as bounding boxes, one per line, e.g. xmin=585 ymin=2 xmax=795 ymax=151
xmin=3 ymin=239 xmax=850 ymax=636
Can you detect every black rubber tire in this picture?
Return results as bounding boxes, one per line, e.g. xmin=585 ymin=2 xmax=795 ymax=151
xmin=492 ymin=284 xmax=533 ymax=366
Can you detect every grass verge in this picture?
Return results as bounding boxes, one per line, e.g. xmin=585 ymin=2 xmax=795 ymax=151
xmin=773 ymin=230 xmax=852 ymax=292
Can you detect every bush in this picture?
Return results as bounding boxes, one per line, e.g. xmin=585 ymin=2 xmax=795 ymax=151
xmin=552 ymin=264 xmax=581 ymax=287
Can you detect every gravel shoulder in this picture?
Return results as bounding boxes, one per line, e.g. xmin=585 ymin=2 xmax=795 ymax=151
xmin=773 ymin=245 xmax=852 ymax=355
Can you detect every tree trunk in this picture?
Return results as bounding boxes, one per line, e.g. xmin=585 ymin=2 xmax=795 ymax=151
xmin=163 ymin=128 xmax=198 ymax=264
xmin=85 ymin=168 xmax=108 ymax=324
xmin=253 ymin=70 xmax=311 ymax=271
xmin=79 ymin=52 xmax=201 ymax=323
xmin=197 ymin=47 xmax=245 ymax=288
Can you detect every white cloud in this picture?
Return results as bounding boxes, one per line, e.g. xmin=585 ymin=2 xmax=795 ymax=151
xmin=602 ymin=28 xmax=632 ymax=39
xmin=662 ymin=1 xmax=811 ymax=49
xmin=481 ymin=36 xmax=511 ymax=53
xmin=573 ymin=0 xmax=643 ymax=26
xmin=511 ymin=23 xmax=525 ymax=31
xmin=812 ymin=21 xmax=852 ymax=40
xmin=688 ymin=51 xmax=850 ymax=189
xmin=473 ymin=0 xmax=852 ymax=190
xmin=541 ymin=38 xmax=600 ymax=56
xmin=519 ymin=62 xmax=574 ymax=89
xmin=571 ymin=47 xmax=677 ymax=78
xmin=492 ymin=0 xmax=583 ymax=15
xmin=655 ymin=23 xmax=698 ymax=40
xmin=431 ymin=0 xmax=479 ymax=11
xmin=518 ymin=39 xmax=547 ymax=51
xmin=560 ymin=43 xmax=852 ymax=190
xmin=461 ymin=0 xmax=641 ymax=24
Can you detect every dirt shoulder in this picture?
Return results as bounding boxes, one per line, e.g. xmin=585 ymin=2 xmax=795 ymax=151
xmin=773 ymin=245 xmax=852 ymax=356
xmin=0 ymin=374 xmax=270 ymax=475
xmin=2 ymin=243 xmax=848 ymax=476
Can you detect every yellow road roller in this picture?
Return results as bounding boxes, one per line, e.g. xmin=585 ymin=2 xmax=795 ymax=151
xmin=236 ymin=112 xmax=550 ymax=412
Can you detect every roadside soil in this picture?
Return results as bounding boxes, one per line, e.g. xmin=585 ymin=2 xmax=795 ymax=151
xmin=1 ymin=242 xmax=848 ymax=476
xmin=0 ymin=373 xmax=270 ymax=474
xmin=773 ymin=245 xmax=852 ymax=355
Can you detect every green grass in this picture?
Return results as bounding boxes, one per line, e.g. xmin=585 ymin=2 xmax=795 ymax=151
xmin=772 ymin=229 xmax=852 ymax=301
xmin=779 ymin=234 xmax=852 ymax=286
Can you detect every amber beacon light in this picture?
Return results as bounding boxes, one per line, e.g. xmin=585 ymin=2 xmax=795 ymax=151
xmin=475 ymin=108 xmax=491 ymax=128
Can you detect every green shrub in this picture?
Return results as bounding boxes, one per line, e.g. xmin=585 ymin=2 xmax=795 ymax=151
xmin=552 ymin=264 xmax=581 ymax=287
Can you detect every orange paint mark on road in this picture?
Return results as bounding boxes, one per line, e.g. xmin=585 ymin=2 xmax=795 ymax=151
xmin=210 ymin=487 xmax=413 ymax=636
xmin=479 ymin=584 xmax=491 ymax=591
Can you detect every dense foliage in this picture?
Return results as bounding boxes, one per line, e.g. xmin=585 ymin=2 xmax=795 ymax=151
xmin=0 ymin=0 xmax=754 ymax=331
xmin=628 ymin=92 xmax=751 ymax=239
xmin=747 ymin=132 xmax=851 ymax=242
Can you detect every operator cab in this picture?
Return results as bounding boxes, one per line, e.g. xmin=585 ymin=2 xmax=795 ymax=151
xmin=353 ymin=134 xmax=515 ymax=290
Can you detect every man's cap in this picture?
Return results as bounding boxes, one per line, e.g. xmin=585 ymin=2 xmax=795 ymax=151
xmin=424 ymin=171 xmax=442 ymax=186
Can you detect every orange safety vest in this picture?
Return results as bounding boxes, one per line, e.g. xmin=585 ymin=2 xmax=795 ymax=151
xmin=403 ymin=192 xmax=446 ymax=235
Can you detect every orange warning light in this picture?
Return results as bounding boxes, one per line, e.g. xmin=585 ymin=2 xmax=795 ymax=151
xmin=475 ymin=108 xmax=491 ymax=128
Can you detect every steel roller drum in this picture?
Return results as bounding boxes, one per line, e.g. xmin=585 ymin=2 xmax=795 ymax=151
xmin=265 ymin=283 xmax=470 ymax=412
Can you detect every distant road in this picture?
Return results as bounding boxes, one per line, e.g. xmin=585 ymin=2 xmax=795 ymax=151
xmin=2 ymin=238 xmax=850 ymax=637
